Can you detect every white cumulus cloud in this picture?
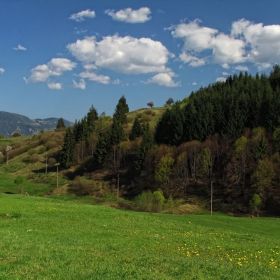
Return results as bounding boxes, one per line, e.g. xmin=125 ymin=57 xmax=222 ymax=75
xmin=26 ymin=58 xmax=76 ymax=83
xmin=105 ymin=7 xmax=151 ymax=23
xmin=146 ymin=72 xmax=179 ymax=87
xmin=171 ymin=18 xmax=280 ymax=68
xmin=69 ymin=9 xmax=95 ymax=22
xmin=79 ymin=71 xmax=110 ymax=84
xmin=47 ymin=82 xmax=62 ymax=90
xmin=180 ymin=52 xmax=206 ymax=67
xmin=73 ymin=79 xmax=86 ymax=89
xmin=13 ymin=44 xmax=27 ymax=51
xmin=0 ymin=68 xmax=4 ymax=73
xmin=67 ymin=35 xmax=171 ymax=74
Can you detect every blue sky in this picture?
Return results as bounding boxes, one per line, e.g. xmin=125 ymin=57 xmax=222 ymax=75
xmin=1 ymin=0 xmax=280 ymax=122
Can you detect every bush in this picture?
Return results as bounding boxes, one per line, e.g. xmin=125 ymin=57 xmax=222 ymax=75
xmin=30 ymin=154 xmax=41 ymax=163
xmin=140 ymin=115 xmax=152 ymax=122
xmin=134 ymin=189 xmax=165 ymax=213
xmin=12 ymin=131 xmax=21 ymax=137
xmin=28 ymin=148 xmax=37 ymax=155
xmin=134 ymin=190 xmax=154 ymax=212
xmin=47 ymin=148 xmax=61 ymax=158
xmin=46 ymin=141 xmax=58 ymax=150
xmin=145 ymin=109 xmax=153 ymax=115
xmin=37 ymin=146 xmax=46 ymax=154
xmin=48 ymin=157 xmax=57 ymax=166
xmin=71 ymin=176 xmax=95 ymax=196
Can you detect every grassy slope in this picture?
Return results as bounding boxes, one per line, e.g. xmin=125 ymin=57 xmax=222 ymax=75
xmin=0 ymin=195 xmax=280 ymax=279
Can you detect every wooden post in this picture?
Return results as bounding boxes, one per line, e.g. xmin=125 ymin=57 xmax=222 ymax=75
xmin=117 ymin=174 xmax=119 ymax=199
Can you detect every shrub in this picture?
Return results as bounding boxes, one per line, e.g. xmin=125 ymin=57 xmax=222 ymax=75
xmin=46 ymin=141 xmax=58 ymax=150
xmin=145 ymin=109 xmax=153 ymax=115
xmin=48 ymin=157 xmax=57 ymax=166
xmin=134 ymin=190 xmax=154 ymax=212
xmin=37 ymin=146 xmax=46 ymax=154
xmin=12 ymin=131 xmax=22 ymax=137
xmin=28 ymin=148 xmax=37 ymax=155
xmin=71 ymin=176 xmax=94 ymax=196
xmin=152 ymin=189 xmax=165 ymax=212
xmin=140 ymin=115 xmax=152 ymax=122
xmin=47 ymin=148 xmax=61 ymax=158
xmin=30 ymin=154 xmax=41 ymax=163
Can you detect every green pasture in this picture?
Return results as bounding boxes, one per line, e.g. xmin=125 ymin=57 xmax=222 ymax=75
xmin=0 ymin=195 xmax=279 ymax=279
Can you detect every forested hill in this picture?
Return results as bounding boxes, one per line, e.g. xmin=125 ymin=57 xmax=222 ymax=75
xmin=155 ymin=65 xmax=280 ymax=146
xmin=56 ymin=66 xmax=280 ymax=215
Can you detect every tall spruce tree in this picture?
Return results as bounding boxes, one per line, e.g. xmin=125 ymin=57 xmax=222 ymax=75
xmin=110 ymin=118 xmax=127 ymax=146
xmin=87 ymin=105 xmax=98 ymax=134
xmin=93 ymin=130 xmax=112 ymax=168
xmin=56 ymin=118 xmax=65 ymax=129
xmin=60 ymin=127 xmax=75 ymax=168
xmin=129 ymin=117 xmax=142 ymax=140
xmin=135 ymin=123 xmax=154 ymax=171
xmin=113 ymin=95 xmax=129 ymax=124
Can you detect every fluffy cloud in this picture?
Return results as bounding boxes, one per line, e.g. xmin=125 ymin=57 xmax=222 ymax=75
xmin=13 ymin=44 xmax=27 ymax=51
xmin=105 ymin=7 xmax=151 ymax=23
xmin=146 ymin=72 xmax=179 ymax=87
xmin=69 ymin=9 xmax=95 ymax=22
xmin=231 ymin=19 xmax=280 ymax=67
xmin=171 ymin=18 xmax=280 ymax=68
xmin=179 ymin=52 xmax=206 ymax=67
xmin=73 ymin=79 xmax=86 ymax=89
xmin=47 ymin=82 xmax=62 ymax=90
xmin=171 ymin=20 xmax=218 ymax=51
xmin=26 ymin=58 xmax=76 ymax=83
xmin=171 ymin=20 xmax=245 ymax=66
xmin=67 ymin=35 xmax=171 ymax=74
xmin=0 ymin=68 xmax=4 ymax=73
xmin=79 ymin=71 xmax=110 ymax=84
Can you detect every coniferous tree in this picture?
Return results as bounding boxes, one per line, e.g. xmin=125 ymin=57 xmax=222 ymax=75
xmin=56 ymin=118 xmax=66 ymax=129
xmin=87 ymin=105 xmax=98 ymax=134
xmin=255 ymin=135 xmax=268 ymax=161
xmin=93 ymin=130 xmax=112 ymax=168
xmin=60 ymin=127 xmax=75 ymax=168
xmin=110 ymin=118 xmax=127 ymax=146
xmin=113 ymin=95 xmax=129 ymax=124
xmin=135 ymin=123 xmax=154 ymax=172
xmin=129 ymin=117 xmax=142 ymax=140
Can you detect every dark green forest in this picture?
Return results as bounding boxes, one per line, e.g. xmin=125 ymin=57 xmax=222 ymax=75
xmin=60 ymin=65 xmax=280 ymax=215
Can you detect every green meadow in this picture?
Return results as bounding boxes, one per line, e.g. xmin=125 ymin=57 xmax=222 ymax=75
xmin=0 ymin=194 xmax=279 ymax=279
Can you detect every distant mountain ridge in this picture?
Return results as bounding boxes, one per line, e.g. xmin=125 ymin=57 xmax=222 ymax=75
xmin=0 ymin=111 xmax=73 ymax=136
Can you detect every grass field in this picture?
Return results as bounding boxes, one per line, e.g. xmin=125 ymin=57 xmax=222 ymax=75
xmin=0 ymin=194 xmax=280 ymax=279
